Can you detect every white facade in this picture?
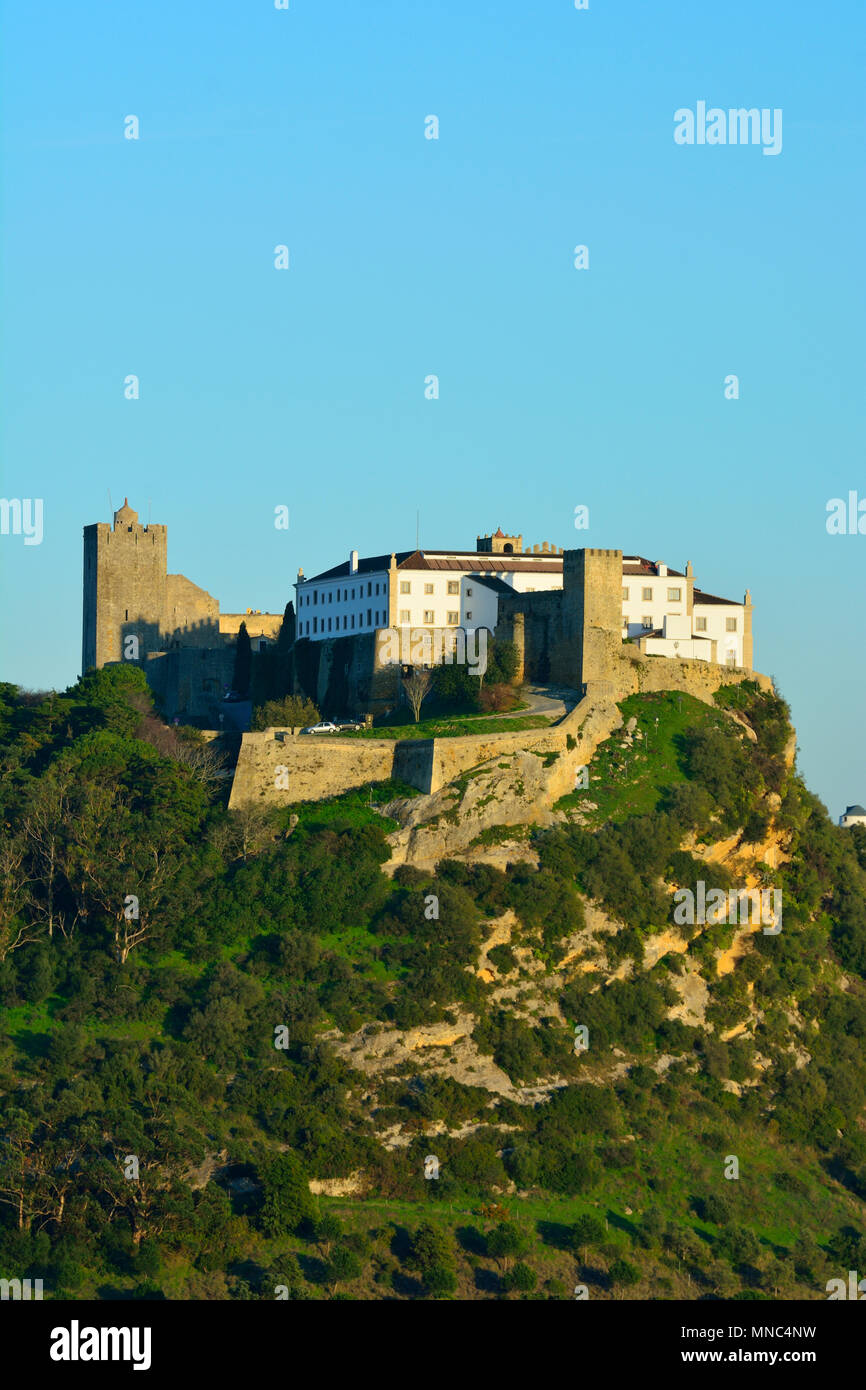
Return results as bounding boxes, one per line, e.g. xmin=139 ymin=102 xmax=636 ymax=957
xmin=622 ymin=558 xmax=747 ymax=667
xmin=622 ymin=562 xmax=687 ymax=637
xmin=295 ymin=564 xmax=390 ymax=640
xmin=839 ymin=806 xmax=866 ymax=829
xmin=294 ymin=547 xmax=563 ymax=645
xmin=295 ymin=545 xmax=750 ymax=670
xmin=691 ymin=599 xmax=746 ymax=667
xmin=391 ymin=567 xmax=499 ymax=633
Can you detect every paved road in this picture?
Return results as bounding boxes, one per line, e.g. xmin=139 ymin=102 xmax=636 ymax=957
xmin=498 ymin=682 xmax=580 ymax=723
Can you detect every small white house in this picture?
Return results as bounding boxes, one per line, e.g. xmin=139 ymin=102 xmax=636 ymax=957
xmin=839 ymin=805 xmax=866 ymax=829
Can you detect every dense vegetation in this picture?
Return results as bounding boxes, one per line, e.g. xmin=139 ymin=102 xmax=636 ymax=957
xmin=0 ymin=670 xmax=864 ymax=1299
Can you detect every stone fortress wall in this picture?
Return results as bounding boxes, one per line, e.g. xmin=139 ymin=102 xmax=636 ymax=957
xmin=228 ymin=658 xmax=768 ymax=811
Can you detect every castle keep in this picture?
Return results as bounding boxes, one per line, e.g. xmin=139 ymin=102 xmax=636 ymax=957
xmin=82 ymin=501 xmax=281 ymax=721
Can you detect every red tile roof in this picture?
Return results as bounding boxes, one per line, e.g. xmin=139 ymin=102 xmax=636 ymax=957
xmin=693 ymin=587 xmax=739 ymax=606
xmin=622 ymin=556 xmax=685 ymax=578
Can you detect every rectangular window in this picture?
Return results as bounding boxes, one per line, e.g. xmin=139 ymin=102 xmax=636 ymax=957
xmin=642 ymin=586 xmax=652 ymax=601
xmin=367 ymin=582 xmax=372 ymax=597
xmin=642 ymin=615 xmax=652 ymax=628
xmin=466 ymin=611 xmax=472 ymax=620
xmin=343 ymin=616 xmax=348 ymax=630
xmin=695 ymin=616 xmax=707 ymax=631
xmin=447 ymin=580 xmax=459 ymax=595
xmin=328 ymin=591 xmax=333 ymax=602
xmin=466 ymin=586 xmax=473 ymax=596
xmin=399 ymin=609 xmax=410 ymax=623
xmin=424 ymin=583 xmax=434 ymax=594
xmin=622 ymin=587 xmax=629 ymax=601
xmin=423 ymin=610 xmax=435 ymax=624
xmin=726 ymin=617 xmax=737 ymax=631
xmin=726 ymin=650 xmax=737 ymax=666
xmin=327 ymin=617 xmax=332 ymax=631
xmin=313 ymin=591 xmax=318 ymax=604
xmin=351 ymin=614 xmax=355 ymax=629
xmin=313 ymin=616 xmax=318 ymax=633
xmin=667 ymin=587 xmax=681 ymax=602
xmin=367 ymin=609 xmax=372 ymax=626
xmin=447 ymin=611 xmax=459 ymax=625
xmin=400 ymin=581 xmax=411 ymax=594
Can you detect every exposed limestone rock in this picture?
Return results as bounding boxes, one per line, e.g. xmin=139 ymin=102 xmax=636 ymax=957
xmin=308 ymin=1174 xmax=366 ymax=1197
xmin=384 ymin=748 xmax=579 ymax=873
xmin=324 ymin=1013 xmax=565 ymax=1104
xmin=668 ymin=963 xmax=709 ymax=1026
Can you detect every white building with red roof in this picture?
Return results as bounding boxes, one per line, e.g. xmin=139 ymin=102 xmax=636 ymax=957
xmin=294 ymin=532 xmax=752 ymax=670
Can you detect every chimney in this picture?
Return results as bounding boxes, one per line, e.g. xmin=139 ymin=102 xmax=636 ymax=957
xmin=542 ymin=541 xmax=549 ymax=553
xmin=657 ymin=562 xmax=668 ymax=577
xmin=350 ymin=549 xmax=358 ymax=574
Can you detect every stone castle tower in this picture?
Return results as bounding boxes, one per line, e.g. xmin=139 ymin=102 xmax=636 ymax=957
xmin=82 ymin=499 xmax=220 ymax=672
xmin=495 ymin=548 xmax=624 ymax=690
xmin=82 ymin=501 xmax=282 ymax=721
xmin=563 ymin=548 xmax=625 ymax=689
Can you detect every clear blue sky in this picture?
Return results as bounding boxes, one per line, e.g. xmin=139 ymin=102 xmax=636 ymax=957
xmin=1 ymin=1 xmax=864 ymax=816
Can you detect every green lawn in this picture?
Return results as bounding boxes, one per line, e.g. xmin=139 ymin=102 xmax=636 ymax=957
xmin=287 ymin=779 xmax=421 ymax=833
xmin=338 ymin=714 xmax=550 ymax=741
xmin=555 ymin=691 xmax=732 ymax=823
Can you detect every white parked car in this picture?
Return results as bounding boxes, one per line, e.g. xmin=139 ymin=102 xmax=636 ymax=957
xmin=300 ymin=721 xmax=340 ymax=734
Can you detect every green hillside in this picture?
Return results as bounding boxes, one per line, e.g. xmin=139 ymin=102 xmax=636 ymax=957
xmin=1 ymin=668 xmax=865 ymax=1300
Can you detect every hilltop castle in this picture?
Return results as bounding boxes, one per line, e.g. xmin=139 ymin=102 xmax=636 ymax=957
xmin=82 ymin=509 xmax=755 ymax=723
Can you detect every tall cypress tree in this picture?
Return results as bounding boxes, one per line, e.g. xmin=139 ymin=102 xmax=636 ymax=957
xmin=233 ymin=621 xmax=252 ymax=697
xmin=274 ymin=601 xmax=296 ymax=699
